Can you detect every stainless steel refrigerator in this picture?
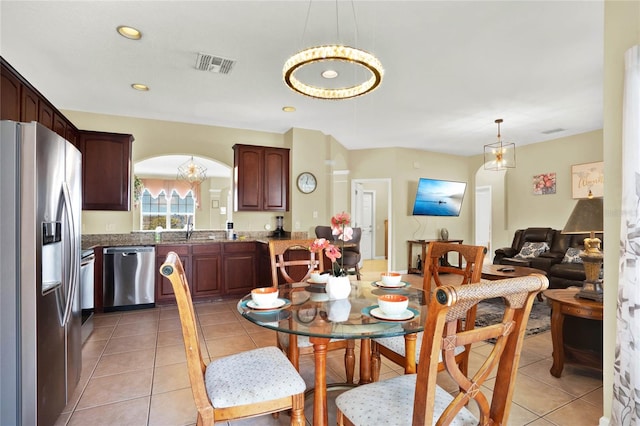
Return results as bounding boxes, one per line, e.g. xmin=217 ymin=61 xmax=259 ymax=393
xmin=1 ymin=121 xmax=82 ymax=426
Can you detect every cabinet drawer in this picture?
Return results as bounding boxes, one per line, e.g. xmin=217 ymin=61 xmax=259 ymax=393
xmin=192 ymin=243 xmax=221 ymax=255
xmin=156 ymin=245 xmax=189 ymax=256
xmin=223 ymin=242 xmax=256 ymax=253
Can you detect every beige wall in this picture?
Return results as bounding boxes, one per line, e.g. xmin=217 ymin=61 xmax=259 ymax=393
xmin=602 ymin=1 xmax=640 ymax=422
xmin=469 ymin=130 xmax=603 ymax=253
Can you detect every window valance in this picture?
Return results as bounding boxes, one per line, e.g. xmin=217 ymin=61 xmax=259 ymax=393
xmin=141 ymin=178 xmax=201 ymax=207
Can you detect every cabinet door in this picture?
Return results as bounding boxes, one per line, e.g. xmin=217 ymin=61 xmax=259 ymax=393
xmin=192 ymin=244 xmax=222 ymax=298
xmin=1 ymin=62 xmax=21 ymax=121
xmin=21 ymin=85 xmax=39 ymax=123
xmin=155 ymin=245 xmax=190 ymax=304
xmin=263 ymin=147 xmax=289 ymax=211
xmin=234 ymin=145 xmax=263 ymax=211
xmin=53 ymin=113 xmax=67 ymax=138
xmin=223 ymin=242 xmax=257 ymax=295
xmin=80 ymin=130 xmax=133 ymax=211
xmin=38 ymin=101 xmax=54 ymax=130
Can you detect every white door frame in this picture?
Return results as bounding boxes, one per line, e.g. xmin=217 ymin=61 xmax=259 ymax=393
xmin=474 ymin=185 xmax=492 ymax=263
xmin=351 ymin=178 xmax=392 ymax=272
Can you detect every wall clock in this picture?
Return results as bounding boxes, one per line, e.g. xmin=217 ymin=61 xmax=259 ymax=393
xmin=296 ymin=172 xmax=317 ymax=194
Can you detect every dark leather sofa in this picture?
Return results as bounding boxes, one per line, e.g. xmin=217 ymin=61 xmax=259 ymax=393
xmin=494 ymin=227 xmax=603 ymax=289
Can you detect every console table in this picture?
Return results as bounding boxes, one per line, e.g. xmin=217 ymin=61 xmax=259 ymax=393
xmin=544 ymin=288 xmax=603 ymax=377
xmin=406 ymin=239 xmax=463 ymax=274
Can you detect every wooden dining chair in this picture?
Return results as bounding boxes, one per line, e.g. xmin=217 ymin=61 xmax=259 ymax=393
xmin=160 ymin=252 xmax=306 ymax=426
xmin=371 ymin=242 xmax=486 ymax=379
xmin=336 ymin=274 xmax=549 ymax=425
xmin=269 ymin=239 xmax=355 ymax=383
xmin=315 ymin=225 xmax=362 ymax=279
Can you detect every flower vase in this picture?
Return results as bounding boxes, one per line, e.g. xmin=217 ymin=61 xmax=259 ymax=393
xmin=326 ymin=275 xmax=351 ymax=300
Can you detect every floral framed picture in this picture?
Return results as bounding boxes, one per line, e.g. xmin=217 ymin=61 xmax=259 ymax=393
xmin=571 ymin=161 xmax=603 ymax=199
xmin=533 ymin=172 xmax=556 ymax=195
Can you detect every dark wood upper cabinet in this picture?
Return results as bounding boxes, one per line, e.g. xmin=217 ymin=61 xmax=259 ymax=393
xmin=233 ymin=144 xmax=289 ymax=211
xmin=20 ymin=85 xmax=39 ymax=123
xmin=80 ymin=130 xmax=134 ymax=211
xmin=1 ymin=61 xmax=21 ymax=121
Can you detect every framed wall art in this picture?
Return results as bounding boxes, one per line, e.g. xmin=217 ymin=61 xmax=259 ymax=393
xmin=571 ymin=161 xmax=603 ymax=199
xmin=533 ymin=172 xmax=556 ymax=195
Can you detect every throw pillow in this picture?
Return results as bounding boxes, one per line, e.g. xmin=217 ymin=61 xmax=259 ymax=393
xmin=562 ymin=247 xmax=583 ymax=263
xmin=514 ymin=241 xmax=550 ymax=259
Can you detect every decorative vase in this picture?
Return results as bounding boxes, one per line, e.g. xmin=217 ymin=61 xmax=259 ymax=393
xmin=327 ymin=299 xmax=351 ymax=322
xmin=326 ymin=275 xmax=351 ymax=300
xmin=440 ymin=228 xmax=449 ymax=241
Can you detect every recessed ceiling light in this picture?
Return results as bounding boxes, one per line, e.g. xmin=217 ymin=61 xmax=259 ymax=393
xmin=117 ymin=25 xmax=142 ymax=40
xmin=282 ymin=106 xmax=296 ymax=112
xmin=131 ymin=83 xmax=149 ymax=91
xmin=321 ymin=69 xmax=338 ymax=79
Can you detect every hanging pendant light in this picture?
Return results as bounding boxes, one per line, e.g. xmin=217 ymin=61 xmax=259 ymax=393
xmin=484 ymin=119 xmax=516 ymax=171
xmin=283 ymin=1 xmax=384 ymax=100
xmin=177 ymin=156 xmax=207 ymax=184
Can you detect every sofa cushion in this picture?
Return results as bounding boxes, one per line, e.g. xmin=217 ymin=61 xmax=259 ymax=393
xmin=562 ymin=247 xmax=583 ymax=264
xmin=549 ymin=263 xmax=586 ymax=280
xmin=514 ymin=242 xmax=550 ymax=259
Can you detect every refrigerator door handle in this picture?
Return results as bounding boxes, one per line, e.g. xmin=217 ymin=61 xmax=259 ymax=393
xmin=61 ymin=181 xmax=78 ymax=327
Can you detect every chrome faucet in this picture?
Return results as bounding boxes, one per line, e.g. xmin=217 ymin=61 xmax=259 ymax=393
xmin=186 ymin=217 xmax=194 ymax=240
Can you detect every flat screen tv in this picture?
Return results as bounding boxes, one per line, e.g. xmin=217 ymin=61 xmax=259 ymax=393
xmin=412 ymin=178 xmax=467 ymax=216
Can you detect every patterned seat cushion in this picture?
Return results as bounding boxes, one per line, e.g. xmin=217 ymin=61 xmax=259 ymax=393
xmin=205 ymin=346 xmax=305 ymax=408
xmin=335 ymin=374 xmax=477 ymax=425
xmin=374 ymin=332 xmax=465 ymax=360
xmin=562 ymin=247 xmax=584 ymax=263
xmin=514 ymin=241 xmax=550 ymax=259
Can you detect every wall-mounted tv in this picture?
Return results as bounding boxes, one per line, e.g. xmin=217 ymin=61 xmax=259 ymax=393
xmin=412 ymin=178 xmax=467 ymax=216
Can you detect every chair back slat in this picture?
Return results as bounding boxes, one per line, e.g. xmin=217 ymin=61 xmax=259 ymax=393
xmin=160 ymin=252 xmax=212 ymax=416
xmin=269 ymin=239 xmax=320 ymax=286
xmin=423 ymin=242 xmax=487 ymax=291
xmin=412 ymin=274 xmax=548 ymax=425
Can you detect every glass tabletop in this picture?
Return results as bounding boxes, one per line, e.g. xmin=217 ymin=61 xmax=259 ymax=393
xmin=237 ymin=280 xmax=427 ymax=340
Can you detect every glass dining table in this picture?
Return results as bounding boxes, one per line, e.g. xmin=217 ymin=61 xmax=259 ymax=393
xmin=237 ymin=279 xmax=427 ymax=426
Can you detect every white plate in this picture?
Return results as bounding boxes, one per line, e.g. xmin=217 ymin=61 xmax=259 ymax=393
xmin=371 ymin=280 xmax=409 ymax=289
xmin=369 ymin=307 xmax=415 ymax=321
xmin=247 ymin=298 xmax=287 ymax=310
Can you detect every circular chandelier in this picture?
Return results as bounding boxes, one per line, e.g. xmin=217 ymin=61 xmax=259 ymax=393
xmin=283 ymin=44 xmax=384 ymax=100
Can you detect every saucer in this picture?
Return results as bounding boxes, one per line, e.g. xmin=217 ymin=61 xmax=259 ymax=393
xmin=362 ymin=305 xmax=418 ymax=322
xmin=371 ymin=280 xmax=410 ymax=289
xmin=246 ymin=298 xmax=290 ymax=311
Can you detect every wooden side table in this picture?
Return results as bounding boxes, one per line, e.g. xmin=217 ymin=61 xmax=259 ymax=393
xmin=406 ymin=239 xmax=463 ymax=274
xmin=544 ymin=288 xmax=603 ymax=377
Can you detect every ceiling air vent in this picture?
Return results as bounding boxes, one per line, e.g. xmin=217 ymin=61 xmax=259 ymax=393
xmin=541 ymin=128 xmax=566 ymax=135
xmin=195 ymin=52 xmax=235 ymax=74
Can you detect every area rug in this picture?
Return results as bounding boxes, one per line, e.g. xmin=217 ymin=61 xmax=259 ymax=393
xmin=475 ymin=297 xmax=550 ymax=341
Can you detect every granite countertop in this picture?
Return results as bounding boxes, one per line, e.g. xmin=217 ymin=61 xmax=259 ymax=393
xmin=82 ymin=230 xmax=304 ymax=250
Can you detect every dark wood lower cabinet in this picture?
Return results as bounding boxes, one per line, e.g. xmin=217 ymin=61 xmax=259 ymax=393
xmin=155 ymin=245 xmax=190 ymax=304
xmin=155 ymin=242 xmax=255 ymax=304
xmin=192 ymin=244 xmax=222 ymax=298
xmin=222 ymin=242 xmax=256 ymax=296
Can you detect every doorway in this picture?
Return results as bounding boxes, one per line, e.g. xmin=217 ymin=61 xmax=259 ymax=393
xmin=351 ymin=179 xmax=392 ymax=272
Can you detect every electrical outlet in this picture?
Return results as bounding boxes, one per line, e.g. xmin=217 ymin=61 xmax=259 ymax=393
xmin=312 ymin=211 xmax=318 ymax=218
xmin=106 ymin=223 xmax=115 ymax=232
xmin=295 ymin=221 xmax=300 ymax=229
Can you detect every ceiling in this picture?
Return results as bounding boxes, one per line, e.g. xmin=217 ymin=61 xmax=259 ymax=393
xmin=0 ymin=1 xmax=604 ymax=157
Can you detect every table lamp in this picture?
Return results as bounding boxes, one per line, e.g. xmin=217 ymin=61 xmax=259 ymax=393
xmin=561 ymin=194 xmax=604 ymax=301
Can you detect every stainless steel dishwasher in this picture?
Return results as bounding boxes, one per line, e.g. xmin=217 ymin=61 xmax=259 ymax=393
xmin=103 ymin=246 xmax=155 ymax=311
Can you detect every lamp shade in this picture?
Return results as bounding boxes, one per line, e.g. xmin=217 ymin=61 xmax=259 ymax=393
xmin=562 ymin=197 xmax=604 ymax=234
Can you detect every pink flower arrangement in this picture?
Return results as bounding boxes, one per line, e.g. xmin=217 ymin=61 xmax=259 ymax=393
xmin=310 ymin=212 xmax=353 ymax=277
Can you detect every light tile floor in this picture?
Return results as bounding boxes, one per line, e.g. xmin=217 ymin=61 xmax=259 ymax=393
xmin=55 ymin=262 xmax=603 ymax=426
